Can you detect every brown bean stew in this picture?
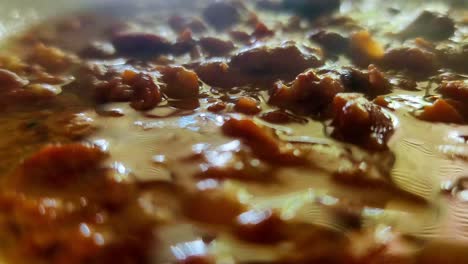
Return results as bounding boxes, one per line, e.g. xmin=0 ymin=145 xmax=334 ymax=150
xmin=0 ymin=0 xmax=467 ymax=263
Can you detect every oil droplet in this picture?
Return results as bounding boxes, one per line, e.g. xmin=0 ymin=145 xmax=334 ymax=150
xmin=457 ymin=190 xmax=468 ymax=202
xmin=80 ymin=223 xmax=91 ymax=237
xmin=170 ymin=239 xmax=208 ymax=260
xmin=237 ymin=210 xmax=272 ymax=225
xmin=152 ymin=155 xmax=166 ymax=163
xmin=197 ymin=179 xmax=219 ymax=191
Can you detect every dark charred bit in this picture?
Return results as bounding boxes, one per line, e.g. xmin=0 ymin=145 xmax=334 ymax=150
xmin=309 ymin=30 xmax=349 ymax=55
xmin=269 ymin=69 xmax=344 ymax=115
xmin=398 ymin=11 xmax=455 ymax=41
xmin=283 ymin=0 xmax=341 ymax=19
xmin=230 ymin=42 xmax=322 ymax=78
xmin=340 ymin=65 xmax=392 ymax=98
xmin=203 ymin=1 xmax=241 ymax=30
xmin=329 ymin=93 xmax=395 ymax=151
xmin=112 ymin=32 xmax=171 ymax=57
xmin=199 ymin=37 xmax=236 ymax=56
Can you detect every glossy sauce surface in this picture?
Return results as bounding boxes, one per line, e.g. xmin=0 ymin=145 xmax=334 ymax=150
xmin=0 ymin=0 xmax=467 ymax=263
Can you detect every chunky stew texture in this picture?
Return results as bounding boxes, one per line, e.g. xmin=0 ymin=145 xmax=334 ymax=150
xmin=0 ymin=0 xmax=467 ymax=263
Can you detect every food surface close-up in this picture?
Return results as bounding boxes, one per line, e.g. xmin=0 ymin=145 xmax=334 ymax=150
xmin=0 ymin=0 xmax=467 ymax=263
